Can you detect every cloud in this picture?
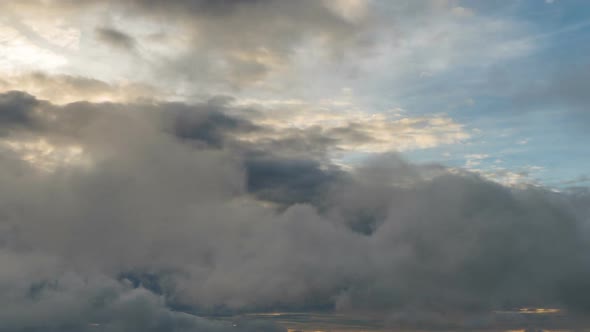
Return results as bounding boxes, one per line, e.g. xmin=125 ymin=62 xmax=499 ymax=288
xmin=244 ymin=155 xmax=343 ymax=207
xmin=231 ymin=101 xmax=469 ymax=155
xmin=0 ymin=91 xmax=589 ymax=330
xmin=0 ymin=72 xmax=160 ymax=104
xmin=0 ymin=0 xmax=536 ymax=101
xmin=95 ymin=27 xmax=137 ymax=52
xmin=1 ymin=0 xmax=374 ymax=90
xmin=0 ymin=90 xmax=466 ymax=166
xmin=168 ymin=100 xmax=260 ymax=147
xmin=0 ymin=1 xmax=588 ymax=329
xmin=0 ymin=251 xmax=285 ymax=332
xmin=0 ymin=90 xmax=40 ymax=133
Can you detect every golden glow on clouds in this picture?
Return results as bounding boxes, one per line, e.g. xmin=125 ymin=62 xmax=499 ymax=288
xmin=494 ymin=307 xmax=563 ymax=315
xmin=321 ymin=0 xmax=370 ymax=23
xmin=234 ymin=100 xmax=469 ymax=153
xmin=1 ymin=138 xmax=87 ymax=172
xmin=0 ymin=0 xmax=475 ymax=167
xmin=518 ymin=307 xmax=561 ymax=314
xmin=22 ymin=17 xmax=80 ymax=50
xmin=0 ymin=24 xmax=67 ymax=72
xmin=225 ymin=48 xmax=287 ymax=86
xmin=0 ymin=72 xmax=160 ymax=104
xmin=462 ymin=156 xmax=545 ymax=187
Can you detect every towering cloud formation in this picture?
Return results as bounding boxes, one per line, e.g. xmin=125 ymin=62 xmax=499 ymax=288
xmin=0 ymin=91 xmax=589 ymax=331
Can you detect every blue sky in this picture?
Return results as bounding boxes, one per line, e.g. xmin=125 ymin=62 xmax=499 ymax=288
xmin=1 ymin=0 xmax=588 ymax=189
xmin=374 ymin=0 xmax=590 ymax=188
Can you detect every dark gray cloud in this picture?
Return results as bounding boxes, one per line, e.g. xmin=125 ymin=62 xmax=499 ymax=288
xmin=0 ymin=91 xmax=39 ymax=132
xmin=120 ymin=0 xmax=269 ymax=17
xmin=0 ymin=91 xmax=590 ymax=330
xmin=244 ymin=154 xmax=343 ymax=207
xmin=166 ymin=100 xmax=260 ymax=147
xmin=95 ymin=27 xmax=137 ymax=52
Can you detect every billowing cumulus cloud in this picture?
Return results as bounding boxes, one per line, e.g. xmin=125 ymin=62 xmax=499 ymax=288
xmin=0 ymin=90 xmax=589 ymax=331
xmin=0 ymin=252 xmax=283 ymax=332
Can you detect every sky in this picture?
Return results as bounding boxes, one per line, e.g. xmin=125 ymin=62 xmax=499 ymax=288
xmin=0 ymin=1 xmax=589 ymax=331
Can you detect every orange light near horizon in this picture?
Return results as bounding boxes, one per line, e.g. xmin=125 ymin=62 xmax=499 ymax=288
xmin=518 ymin=308 xmax=561 ymax=314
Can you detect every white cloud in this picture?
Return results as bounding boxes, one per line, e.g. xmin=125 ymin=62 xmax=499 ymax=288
xmin=0 ymin=72 xmax=161 ymax=104
xmin=322 ymin=0 xmax=370 ymax=23
xmin=0 ymin=24 xmax=67 ymax=73
xmin=234 ymin=99 xmax=470 ymax=154
xmin=464 ymin=153 xmax=490 ymax=168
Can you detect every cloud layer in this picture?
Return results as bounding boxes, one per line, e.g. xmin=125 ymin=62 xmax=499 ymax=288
xmin=0 ymin=1 xmax=589 ymax=330
xmin=0 ymin=91 xmax=589 ymax=330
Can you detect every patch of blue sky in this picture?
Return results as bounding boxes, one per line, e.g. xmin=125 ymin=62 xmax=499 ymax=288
xmin=396 ymin=1 xmax=590 ymax=187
